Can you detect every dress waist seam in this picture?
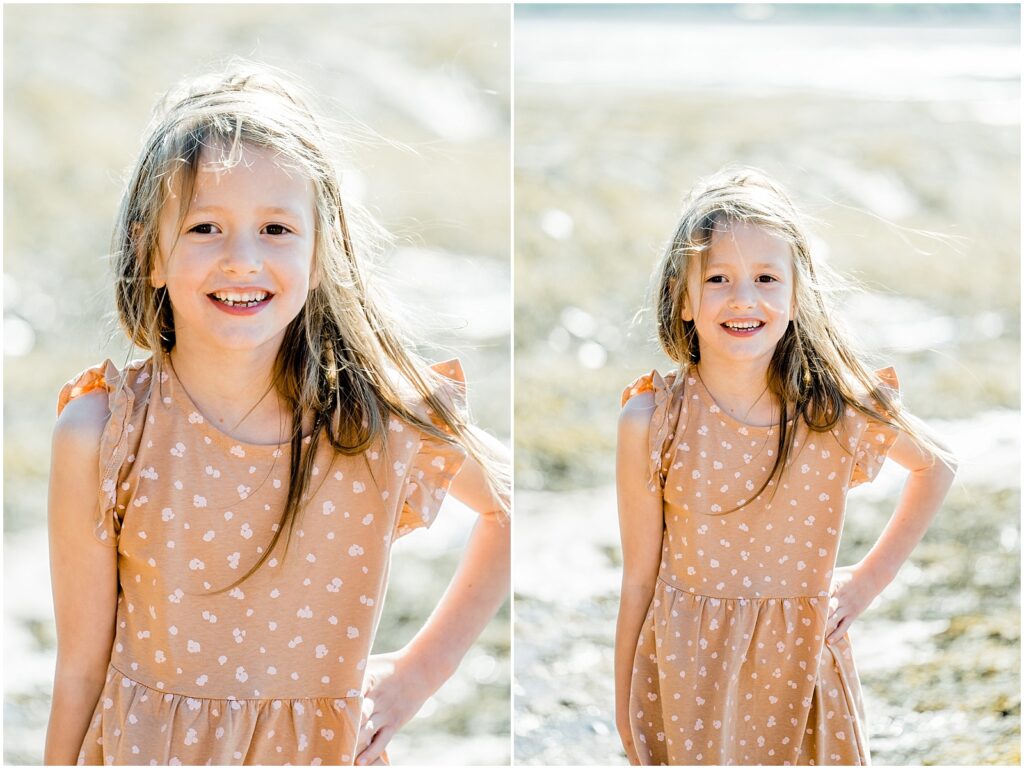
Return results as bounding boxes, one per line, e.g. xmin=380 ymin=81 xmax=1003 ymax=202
xmin=656 ymin=576 xmax=825 ymax=602
xmin=107 ymin=661 xmax=360 ymax=703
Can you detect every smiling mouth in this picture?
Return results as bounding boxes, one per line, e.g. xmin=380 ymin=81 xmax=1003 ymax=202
xmin=721 ymin=320 xmax=765 ymax=331
xmin=208 ymin=291 xmax=273 ymax=308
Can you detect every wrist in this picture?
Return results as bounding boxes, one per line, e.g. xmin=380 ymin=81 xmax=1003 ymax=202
xmin=857 ymin=556 xmax=897 ymax=594
xmin=397 ymin=642 xmax=459 ymax=695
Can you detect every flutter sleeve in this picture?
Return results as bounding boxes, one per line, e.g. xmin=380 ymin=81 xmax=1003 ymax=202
xmin=621 ymin=369 xmax=676 ymax=493
xmin=396 ymin=359 xmax=471 ymax=539
xmin=850 ymin=366 xmax=902 ymax=488
xmin=56 ymin=360 xmax=137 ymax=547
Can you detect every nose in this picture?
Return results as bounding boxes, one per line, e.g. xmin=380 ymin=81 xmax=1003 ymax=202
xmin=728 ymin=279 xmax=757 ymax=310
xmin=220 ymin=232 xmax=263 ymax=276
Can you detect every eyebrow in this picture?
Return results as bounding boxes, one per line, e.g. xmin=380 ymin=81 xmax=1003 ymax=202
xmin=705 ymin=260 xmax=788 ymax=270
xmin=186 ymin=204 xmax=306 ymax=218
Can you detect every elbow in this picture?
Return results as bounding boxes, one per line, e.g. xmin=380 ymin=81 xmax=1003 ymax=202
xmin=943 ymin=460 xmax=958 ymax=494
xmin=620 ymin=573 xmax=659 ymax=602
xmin=54 ymin=633 xmax=115 ymax=684
xmin=53 ymin=655 xmax=111 ymax=690
xmin=914 ymin=450 xmax=957 ymax=488
xmin=906 ymin=432 xmax=958 ymax=476
xmin=944 ymin=454 xmax=959 ymax=480
xmin=936 ymin=448 xmax=958 ymax=482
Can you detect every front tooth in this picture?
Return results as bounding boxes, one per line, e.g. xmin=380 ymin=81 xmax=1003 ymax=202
xmin=215 ymin=291 xmax=266 ymax=303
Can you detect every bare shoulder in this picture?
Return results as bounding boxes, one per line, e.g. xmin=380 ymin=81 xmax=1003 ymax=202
xmin=618 ymin=390 xmax=656 ymax=437
xmin=617 ymin=390 xmax=661 ymax=502
xmin=53 ymin=388 xmax=110 ymax=456
xmin=49 ymin=387 xmax=110 ymax=545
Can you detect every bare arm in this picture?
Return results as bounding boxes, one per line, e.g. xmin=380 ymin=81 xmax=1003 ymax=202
xmin=400 ymin=428 xmax=510 ymax=680
xmin=826 ymin=418 xmax=957 ymax=643
xmin=614 ymin=393 xmax=665 ymax=765
xmin=43 ymin=390 xmax=120 ymax=765
xmin=356 ymin=427 xmax=510 ymax=765
xmin=858 ymin=421 xmax=957 ymax=585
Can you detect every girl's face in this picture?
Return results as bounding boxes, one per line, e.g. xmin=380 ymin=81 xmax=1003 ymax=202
xmin=153 ymin=143 xmax=317 ymax=360
xmin=682 ymin=220 xmax=795 ymax=373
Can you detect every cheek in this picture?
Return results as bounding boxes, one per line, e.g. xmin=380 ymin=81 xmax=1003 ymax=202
xmin=681 ymin=281 xmax=704 ymax=322
xmin=152 ymin=220 xmax=186 ymax=282
xmin=763 ymin=287 xmax=793 ymax=314
xmin=778 ymin=290 xmax=795 ymax=319
xmin=150 ymin=246 xmax=170 ymax=287
xmin=306 ymin=247 xmax=320 ymax=290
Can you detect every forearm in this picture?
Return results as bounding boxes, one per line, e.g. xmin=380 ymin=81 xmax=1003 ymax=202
xmin=615 ymin=581 xmax=656 ymax=716
xmin=402 ymin=515 xmax=510 ymax=691
xmin=43 ymin=666 xmax=107 ymax=765
xmin=859 ymin=461 xmax=956 ymax=588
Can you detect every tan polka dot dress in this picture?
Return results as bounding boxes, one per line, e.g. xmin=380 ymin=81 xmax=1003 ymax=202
xmin=621 ymin=367 xmax=900 ymax=766
xmin=58 ymin=355 xmax=469 ymax=766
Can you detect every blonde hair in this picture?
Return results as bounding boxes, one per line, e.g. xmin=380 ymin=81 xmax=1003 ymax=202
xmin=654 ymin=165 xmax=944 ymax=504
xmin=112 ymin=60 xmax=509 ymax=590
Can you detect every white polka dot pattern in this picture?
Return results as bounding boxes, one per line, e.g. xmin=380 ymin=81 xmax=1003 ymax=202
xmin=621 ymin=367 xmax=899 ymax=765
xmin=57 ymin=356 xmax=469 ymax=765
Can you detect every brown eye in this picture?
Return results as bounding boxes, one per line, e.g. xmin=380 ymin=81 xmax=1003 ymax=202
xmin=264 ymin=224 xmax=290 ymax=235
xmin=189 ymin=223 xmax=216 ymax=235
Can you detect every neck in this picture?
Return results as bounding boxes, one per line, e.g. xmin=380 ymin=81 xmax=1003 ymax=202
xmin=166 ymin=342 xmax=292 ymax=444
xmin=694 ymin=352 xmax=779 ymax=426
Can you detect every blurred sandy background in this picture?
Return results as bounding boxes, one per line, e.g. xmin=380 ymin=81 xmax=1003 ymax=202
xmin=513 ymin=4 xmax=1019 ymax=765
xmin=3 ymin=5 xmax=509 ymax=765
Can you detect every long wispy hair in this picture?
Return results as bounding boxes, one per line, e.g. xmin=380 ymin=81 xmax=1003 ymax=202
xmin=111 ymin=61 xmax=509 ymax=590
xmin=654 ymin=166 xmax=947 ymax=505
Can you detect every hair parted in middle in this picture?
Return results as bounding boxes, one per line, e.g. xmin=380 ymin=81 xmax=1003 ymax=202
xmin=110 ymin=60 xmax=509 ymax=592
xmin=653 ymin=165 xmax=940 ymax=507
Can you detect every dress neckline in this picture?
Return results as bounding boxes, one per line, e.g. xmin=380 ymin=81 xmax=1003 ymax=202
xmin=689 ymin=367 xmax=792 ymax=434
xmin=159 ymin=354 xmax=308 ymax=453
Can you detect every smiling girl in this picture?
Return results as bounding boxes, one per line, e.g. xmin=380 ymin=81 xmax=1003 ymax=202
xmin=44 ymin=63 xmax=510 ymax=766
xmin=615 ymin=167 xmax=956 ymax=765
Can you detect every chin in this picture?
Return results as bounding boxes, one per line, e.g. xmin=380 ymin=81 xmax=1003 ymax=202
xmin=203 ymin=336 xmax=283 ymax=355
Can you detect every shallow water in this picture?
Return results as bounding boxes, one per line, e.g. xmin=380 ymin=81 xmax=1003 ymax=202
xmin=517 ymin=14 xmax=1019 ymax=119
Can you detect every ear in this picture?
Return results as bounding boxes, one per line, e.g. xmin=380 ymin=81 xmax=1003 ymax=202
xmin=308 ymin=255 xmax=321 ymax=291
xmin=150 ymin=261 xmax=166 ymax=290
xmin=149 ymin=249 xmax=166 ymax=289
xmin=134 ymin=224 xmax=166 ymax=289
xmin=669 ymin=276 xmax=693 ymax=322
xmin=680 ymin=288 xmax=694 ymax=322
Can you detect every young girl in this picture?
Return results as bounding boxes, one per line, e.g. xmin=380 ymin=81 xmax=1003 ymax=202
xmin=43 ymin=63 xmax=510 ymax=766
xmin=615 ymin=167 xmax=956 ymax=765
